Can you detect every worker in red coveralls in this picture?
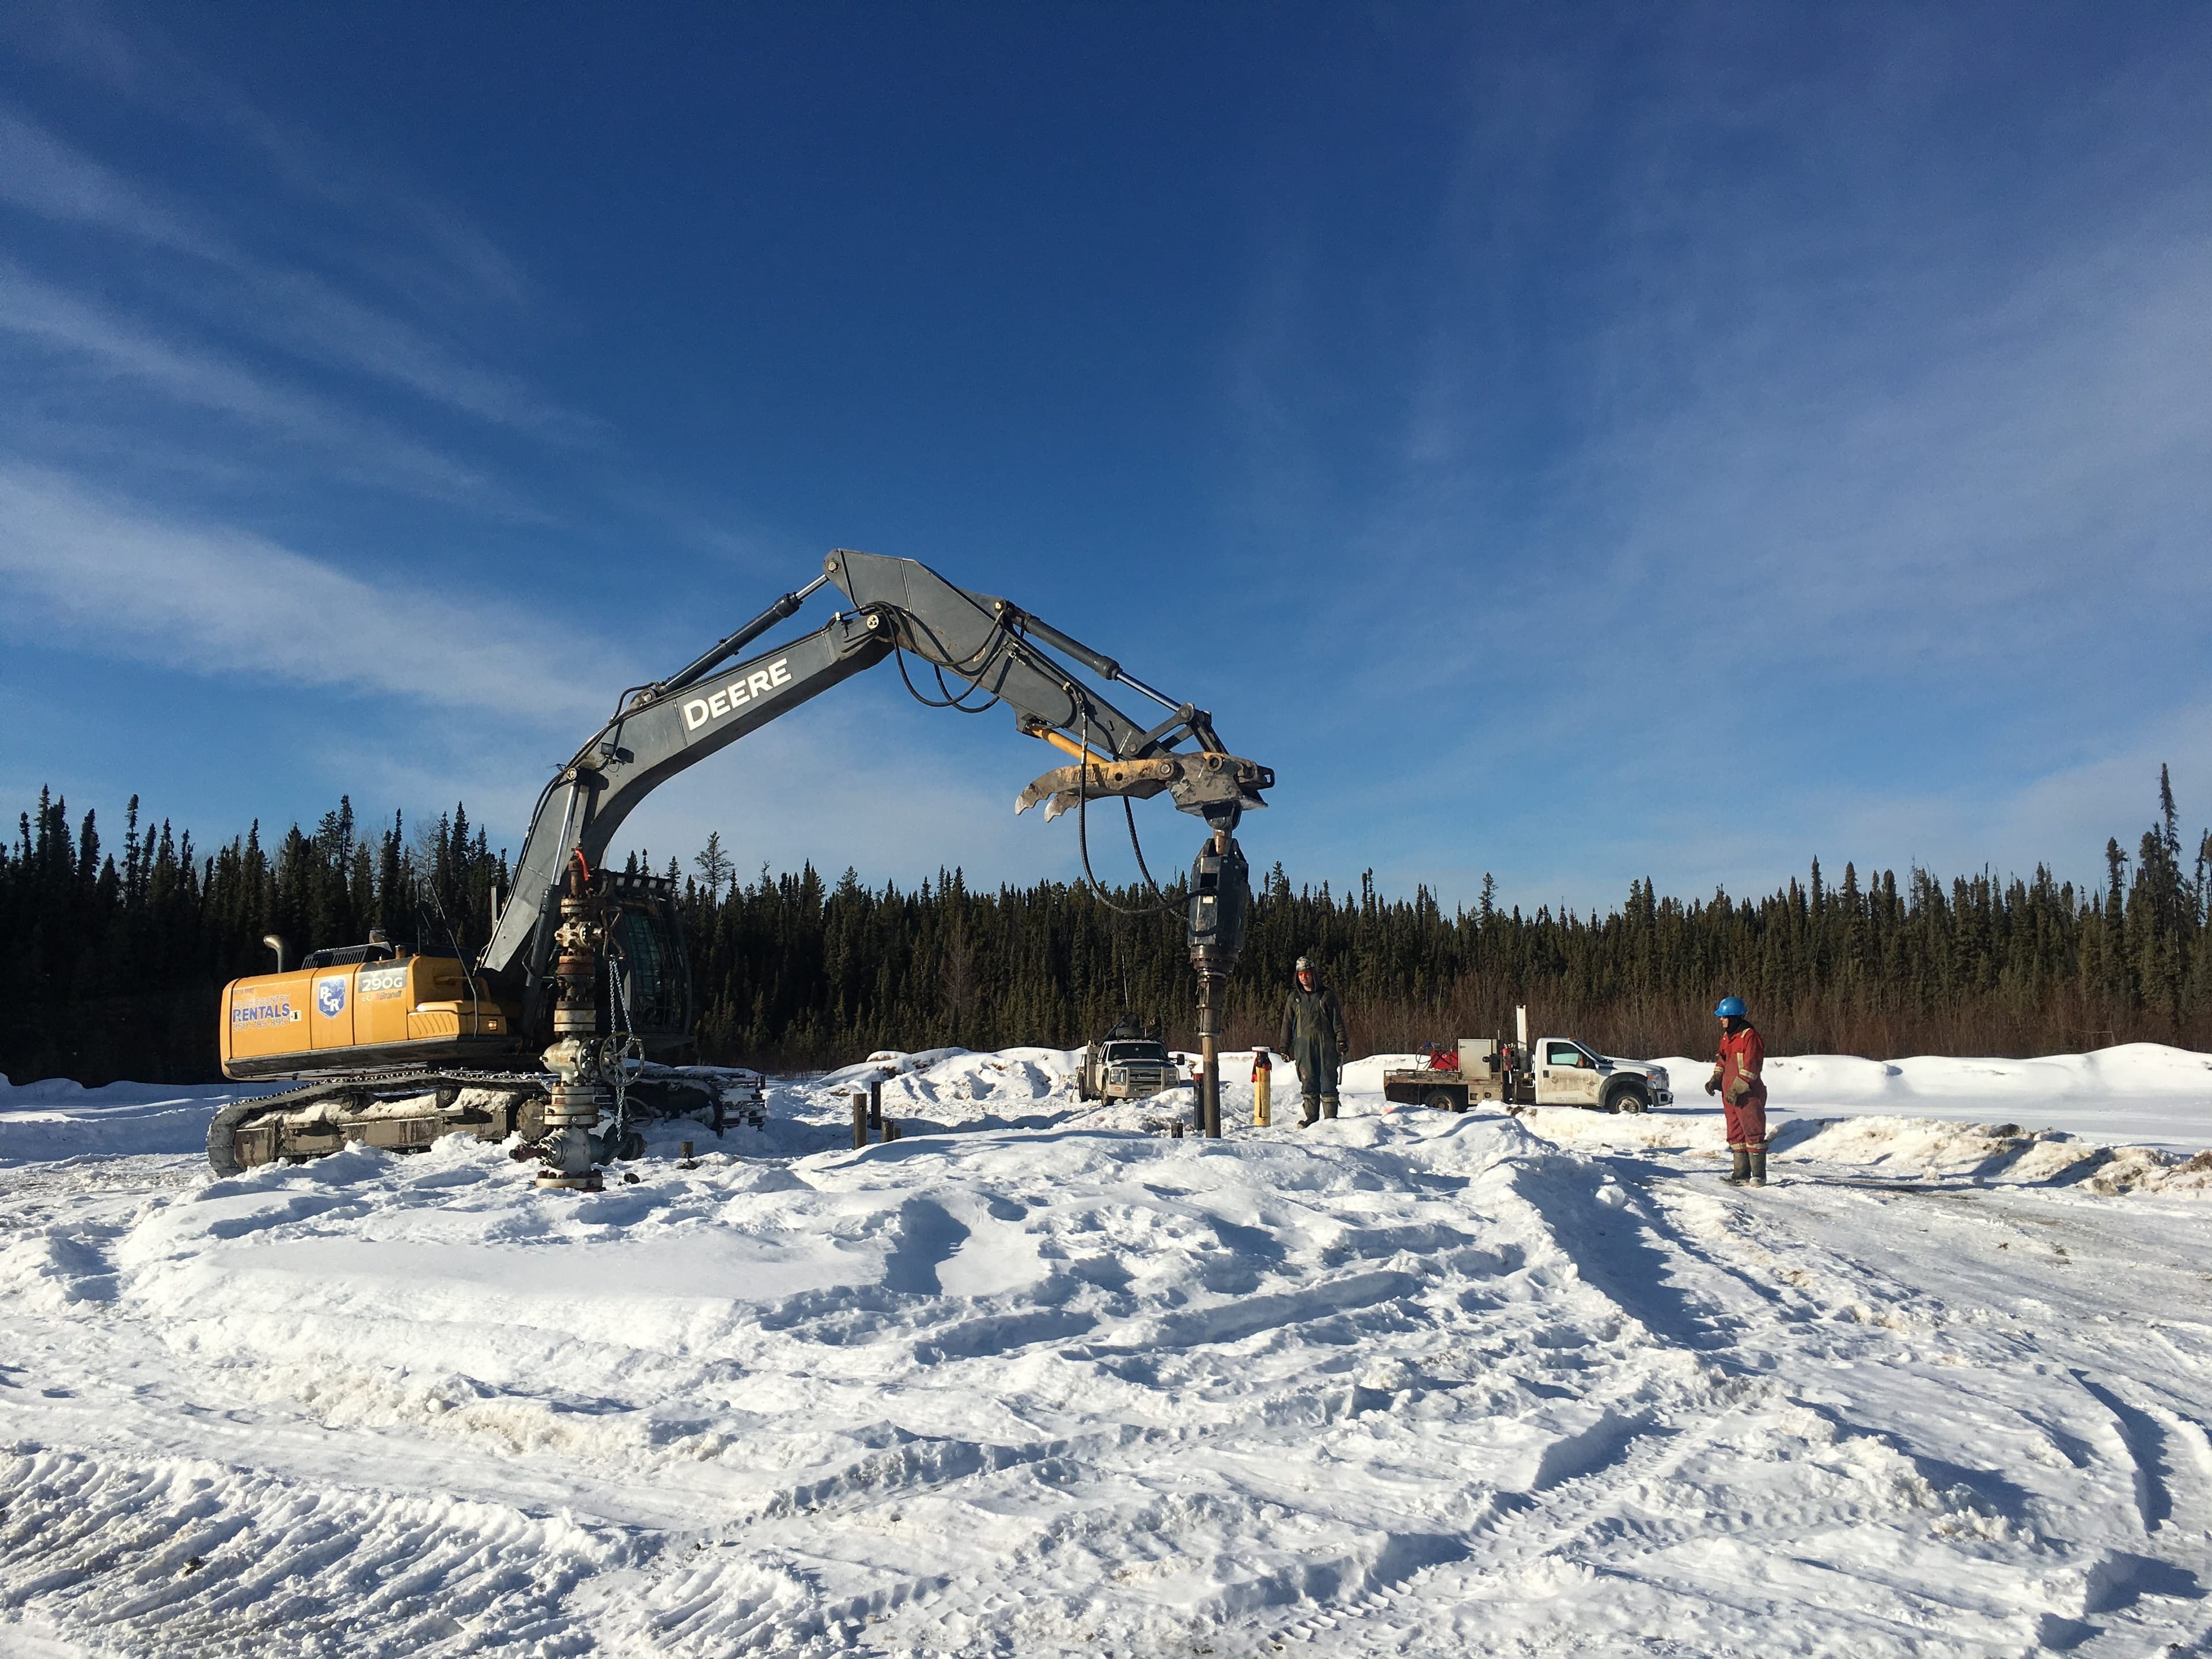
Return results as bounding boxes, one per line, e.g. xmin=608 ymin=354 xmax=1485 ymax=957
xmin=1705 ymin=995 xmax=1768 ymax=1187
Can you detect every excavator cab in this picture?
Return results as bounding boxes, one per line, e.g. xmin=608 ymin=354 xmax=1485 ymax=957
xmin=599 ymin=869 xmax=693 ymax=1058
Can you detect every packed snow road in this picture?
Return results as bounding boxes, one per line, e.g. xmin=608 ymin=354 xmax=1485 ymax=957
xmin=2 ymin=1048 xmax=2210 ymax=1657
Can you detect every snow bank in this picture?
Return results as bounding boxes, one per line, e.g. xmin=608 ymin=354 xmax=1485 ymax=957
xmin=1516 ymin=1098 xmax=2212 ymax=1195
xmin=1658 ymin=1042 xmax=2212 ymax=1150
xmin=6 ymin=1043 xmax=2212 ymax=1653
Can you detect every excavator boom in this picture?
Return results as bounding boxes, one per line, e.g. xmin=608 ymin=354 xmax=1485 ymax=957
xmin=482 ymin=548 xmax=1270 ymax=1025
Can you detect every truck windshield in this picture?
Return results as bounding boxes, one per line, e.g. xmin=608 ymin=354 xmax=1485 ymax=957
xmin=1105 ymin=1042 xmax=1167 ymax=1062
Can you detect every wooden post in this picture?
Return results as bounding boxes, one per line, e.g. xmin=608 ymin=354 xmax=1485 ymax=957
xmin=851 ymin=1096 xmax=867 ymax=1149
xmin=868 ymin=1077 xmax=883 ymax=1132
xmin=1252 ymin=1050 xmax=1271 ymax=1128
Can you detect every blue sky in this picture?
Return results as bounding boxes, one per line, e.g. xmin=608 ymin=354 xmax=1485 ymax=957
xmin=3 ymin=3 xmax=2209 ymax=914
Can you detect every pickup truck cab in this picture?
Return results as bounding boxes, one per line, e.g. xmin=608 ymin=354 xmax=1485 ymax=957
xmin=1531 ymin=1039 xmax=1672 ymax=1113
xmin=1078 ymin=1032 xmax=1184 ymax=1102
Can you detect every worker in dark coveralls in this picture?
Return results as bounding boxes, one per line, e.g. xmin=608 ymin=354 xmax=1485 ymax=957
xmin=1278 ymin=956 xmax=1350 ymax=1125
xmin=1705 ymin=995 xmax=1769 ymax=1187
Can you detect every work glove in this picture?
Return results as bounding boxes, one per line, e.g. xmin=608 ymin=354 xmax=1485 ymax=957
xmin=1725 ymin=1077 xmax=1751 ymax=1106
xmin=1703 ymin=1074 xmax=1721 ymax=1097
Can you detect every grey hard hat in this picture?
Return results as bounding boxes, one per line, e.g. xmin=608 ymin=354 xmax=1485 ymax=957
xmin=1295 ymin=956 xmax=1313 ymax=972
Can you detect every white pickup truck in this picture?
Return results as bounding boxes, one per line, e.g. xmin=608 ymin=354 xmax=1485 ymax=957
xmin=1077 ymin=1027 xmax=1184 ymax=1102
xmin=1518 ymin=1036 xmax=1672 ymax=1114
xmin=1382 ymin=1010 xmax=1672 ymax=1115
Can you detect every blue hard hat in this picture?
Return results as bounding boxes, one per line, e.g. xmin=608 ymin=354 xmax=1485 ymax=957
xmin=1714 ymin=995 xmax=1747 ymax=1018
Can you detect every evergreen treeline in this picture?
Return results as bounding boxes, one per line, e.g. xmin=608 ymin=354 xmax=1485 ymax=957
xmin=3 ymin=772 xmax=2207 ymax=1085
xmin=0 ymin=792 xmax=506 ymax=1084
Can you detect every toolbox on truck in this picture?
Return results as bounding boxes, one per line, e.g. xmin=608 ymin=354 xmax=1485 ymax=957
xmin=1384 ymin=1037 xmax=1509 ymax=1112
xmin=1382 ymin=1007 xmax=1672 ymax=1116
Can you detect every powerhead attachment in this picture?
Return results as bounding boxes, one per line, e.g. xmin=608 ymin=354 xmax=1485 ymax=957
xmin=1185 ymin=823 xmax=1252 ymax=1139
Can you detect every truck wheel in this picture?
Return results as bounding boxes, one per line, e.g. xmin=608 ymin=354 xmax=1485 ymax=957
xmin=1423 ymin=1087 xmax=1460 ymax=1113
xmin=1606 ymin=1085 xmax=1649 ymax=1115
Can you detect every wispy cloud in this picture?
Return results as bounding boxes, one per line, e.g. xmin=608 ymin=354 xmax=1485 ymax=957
xmin=218 ymin=263 xmax=596 ymax=441
xmin=5 ymin=1 xmax=532 ymax=308
xmin=0 ymin=100 xmax=223 ymax=256
xmin=1214 ymin=12 xmax=2212 ymax=906
xmin=0 ymin=467 xmax=625 ymax=726
xmin=0 ymin=261 xmax=532 ymax=507
xmin=613 ymin=686 xmax=1090 ymax=893
xmin=0 ymin=99 xmax=590 ymax=441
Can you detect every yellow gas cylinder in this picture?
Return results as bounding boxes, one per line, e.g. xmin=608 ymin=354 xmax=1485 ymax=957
xmin=1251 ymin=1047 xmax=1272 ymax=1128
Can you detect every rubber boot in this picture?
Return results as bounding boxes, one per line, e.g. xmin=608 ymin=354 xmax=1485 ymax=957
xmin=1321 ymin=1098 xmax=1338 ymax=1120
xmin=1301 ymin=1100 xmax=1320 ymax=1128
xmin=1724 ymin=1147 xmax=1750 ymax=1185
xmin=1749 ymin=1147 xmax=1768 ymax=1188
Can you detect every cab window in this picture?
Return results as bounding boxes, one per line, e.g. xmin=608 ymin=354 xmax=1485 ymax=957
xmin=609 ymin=904 xmax=685 ymax=1031
xmin=1545 ymin=1041 xmax=1585 ymax=1069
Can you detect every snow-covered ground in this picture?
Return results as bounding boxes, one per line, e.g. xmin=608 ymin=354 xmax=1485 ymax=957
xmin=3 ymin=1045 xmax=2211 ymax=1656
xmin=1699 ymin=1046 xmax=2212 ymax=1153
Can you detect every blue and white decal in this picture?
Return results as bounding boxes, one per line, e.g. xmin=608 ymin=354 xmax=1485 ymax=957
xmin=316 ymin=975 xmax=348 ymax=1018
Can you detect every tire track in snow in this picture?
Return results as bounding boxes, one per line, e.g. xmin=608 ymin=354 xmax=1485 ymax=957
xmin=1229 ymin=1149 xmax=2204 ymax=1657
xmin=12 ymin=1067 xmax=2212 ymax=1656
xmin=2075 ymin=1370 xmax=2179 ymax=1533
xmin=655 ymin=1138 xmax=1704 ymax=1655
xmin=0 ymin=1448 xmax=626 ymax=1658
xmin=1212 ymin=1153 xmax=1786 ymax=1656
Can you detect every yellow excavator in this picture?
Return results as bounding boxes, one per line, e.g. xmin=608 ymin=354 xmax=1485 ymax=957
xmin=211 ymin=548 xmax=1271 ymax=1185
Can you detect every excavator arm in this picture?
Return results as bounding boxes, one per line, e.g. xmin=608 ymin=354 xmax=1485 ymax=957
xmin=481 ymin=549 xmax=1270 ymax=1025
xmin=824 ymin=549 xmax=1272 ymax=821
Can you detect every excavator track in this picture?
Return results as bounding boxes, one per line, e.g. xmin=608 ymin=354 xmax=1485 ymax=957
xmin=207 ymin=1066 xmax=766 ymax=1176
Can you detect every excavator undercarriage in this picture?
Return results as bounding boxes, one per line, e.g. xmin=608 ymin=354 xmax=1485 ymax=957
xmin=207 ymin=1063 xmax=766 ymax=1177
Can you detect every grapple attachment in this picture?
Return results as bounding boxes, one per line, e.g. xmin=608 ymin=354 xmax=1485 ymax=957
xmin=1017 ymin=751 xmax=1272 ymax=823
